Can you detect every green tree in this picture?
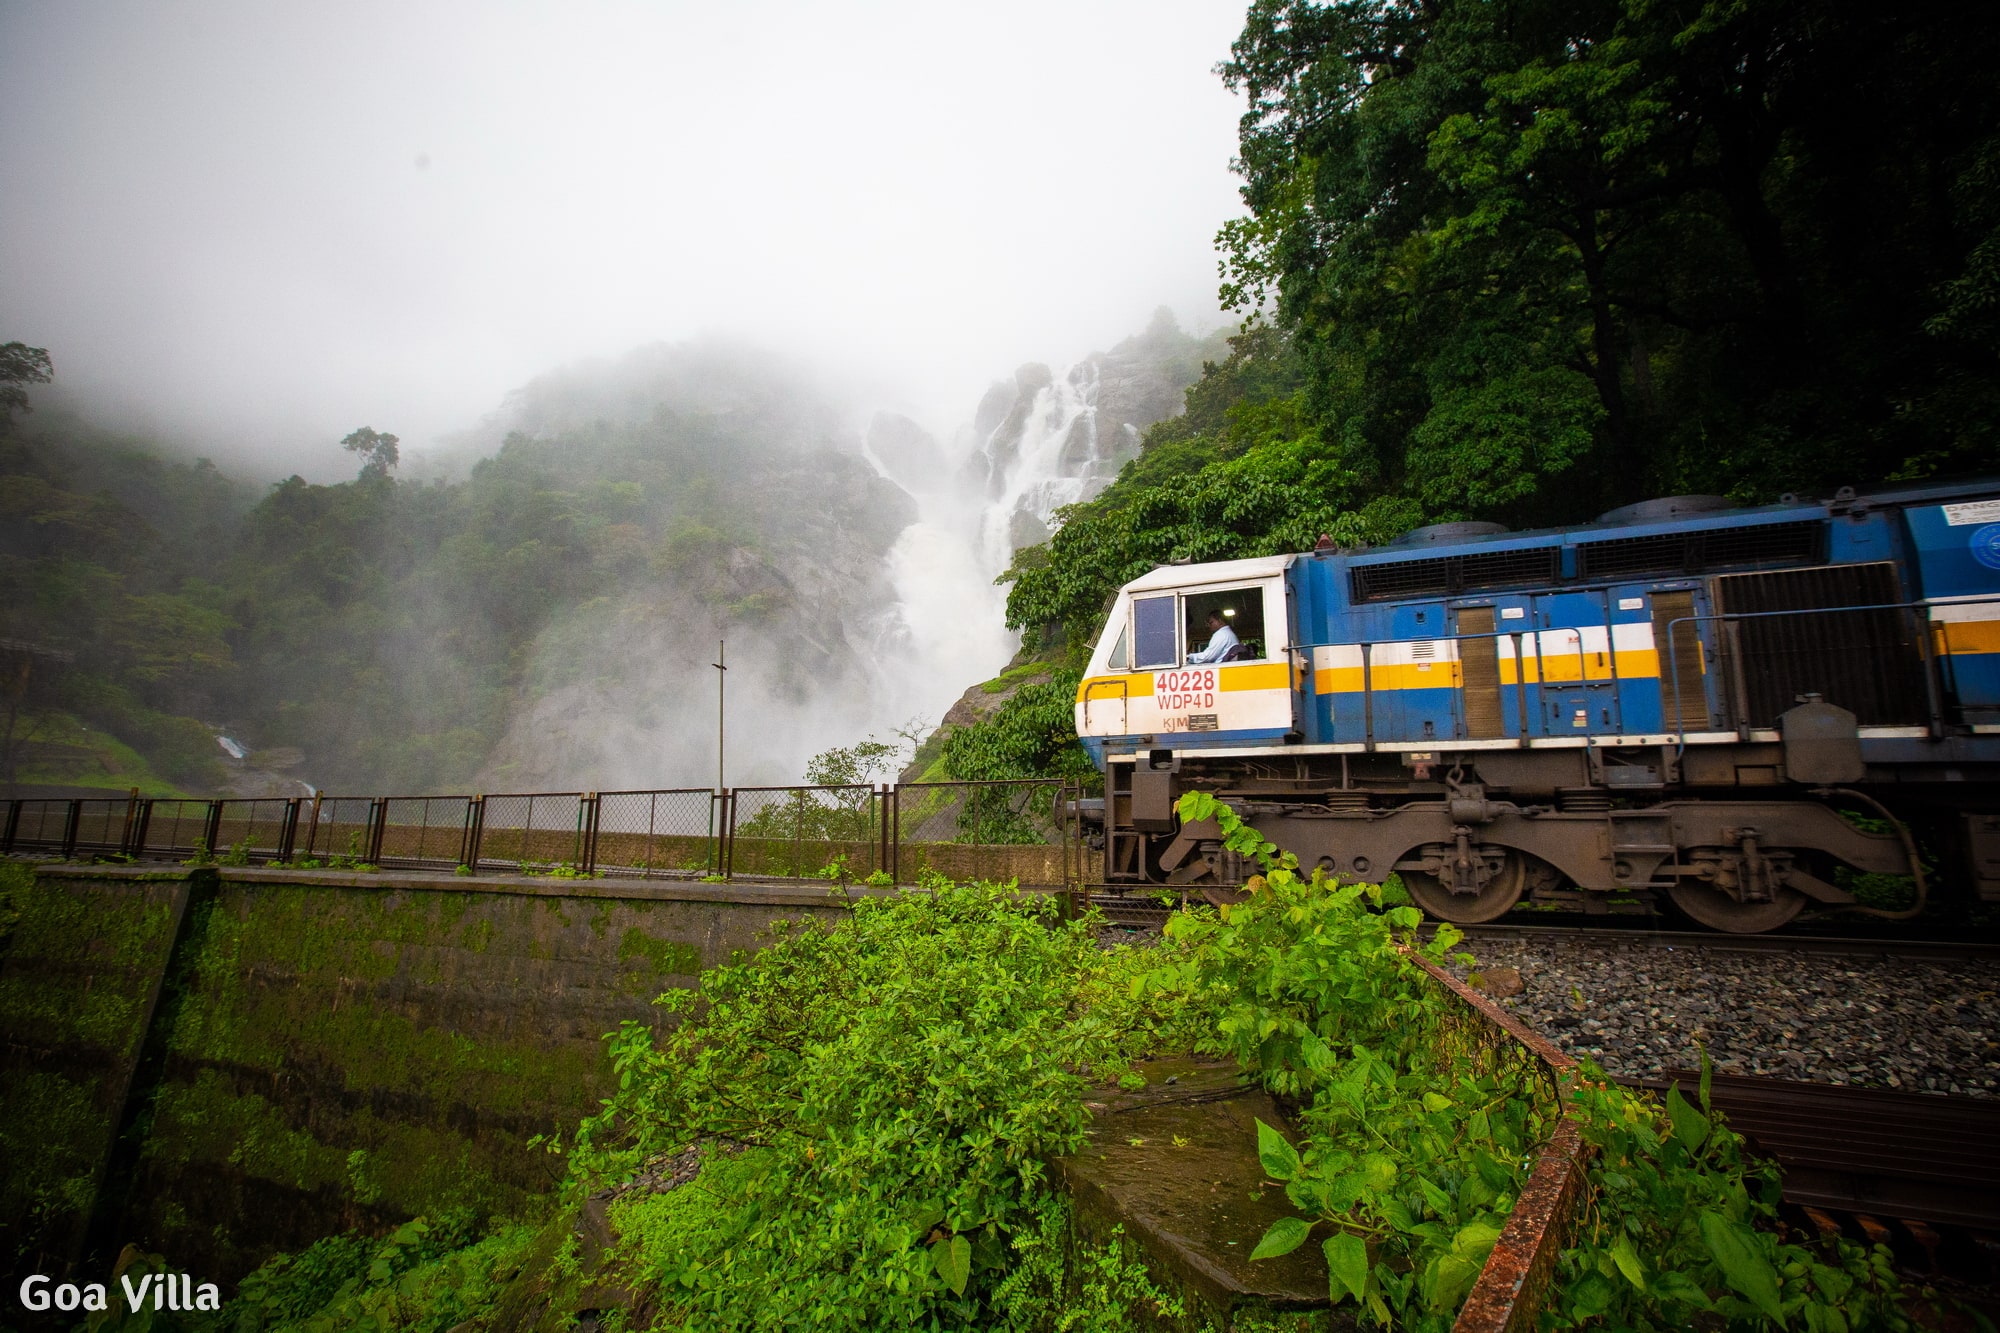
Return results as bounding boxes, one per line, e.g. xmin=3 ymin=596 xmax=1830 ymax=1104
xmin=0 ymin=342 xmax=52 ymax=431
xmin=341 ymin=426 xmax=400 ymax=481
xmin=1219 ymin=0 xmax=2000 ymax=513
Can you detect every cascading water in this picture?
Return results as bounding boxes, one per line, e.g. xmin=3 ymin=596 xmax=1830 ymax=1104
xmin=870 ymin=357 xmax=1136 ymax=740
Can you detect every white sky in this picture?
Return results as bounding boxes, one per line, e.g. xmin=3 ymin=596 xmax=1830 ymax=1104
xmin=0 ymin=1 xmax=1248 ymax=476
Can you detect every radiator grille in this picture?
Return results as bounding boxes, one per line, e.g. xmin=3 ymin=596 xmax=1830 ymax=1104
xmin=1714 ymin=562 xmax=1927 ymax=726
xmin=1351 ymin=546 xmax=1560 ymax=602
xmin=1456 ymin=606 xmax=1506 ymax=738
xmin=1650 ymin=589 xmax=1711 ymax=730
xmin=1577 ymin=520 xmax=1822 ymax=580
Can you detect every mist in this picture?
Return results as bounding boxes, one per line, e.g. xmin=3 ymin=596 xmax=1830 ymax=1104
xmin=0 ymin=1 xmax=1246 ymax=475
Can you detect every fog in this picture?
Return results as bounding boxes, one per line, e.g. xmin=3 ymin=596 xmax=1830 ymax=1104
xmin=0 ymin=1 xmax=1247 ymax=472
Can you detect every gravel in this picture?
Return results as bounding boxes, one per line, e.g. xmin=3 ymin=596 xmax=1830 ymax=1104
xmin=1447 ymin=938 xmax=2000 ymax=1097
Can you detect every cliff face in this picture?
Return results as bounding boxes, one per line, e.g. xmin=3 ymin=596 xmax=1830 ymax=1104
xmin=963 ymin=308 xmax=1225 ymax=550
xmin=470 ymin=344 xmax=919 ymax=791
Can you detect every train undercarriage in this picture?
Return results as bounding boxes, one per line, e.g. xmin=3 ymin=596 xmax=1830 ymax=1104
xmin=1091 ymin=733 xmax=2000 ymax=933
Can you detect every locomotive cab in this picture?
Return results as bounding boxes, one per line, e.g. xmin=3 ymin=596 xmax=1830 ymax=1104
xmin=1074 ymin=484 xmax=2000 ymax=933
xmin=1076 ymin=555 xmax=1300 ymax=761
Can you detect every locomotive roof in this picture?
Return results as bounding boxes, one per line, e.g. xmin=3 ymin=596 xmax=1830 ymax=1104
xmin=1114 ymin=478 xmax=2000 ymax=594
xmin=1122 ymin=553 xmax=1296 ymax=593
xmin=1342 ymin=476 xmax=2000 ymax=566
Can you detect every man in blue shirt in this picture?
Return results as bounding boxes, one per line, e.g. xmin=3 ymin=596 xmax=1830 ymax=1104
xmin=1187 ymin=611 xmax=1240 ymax=664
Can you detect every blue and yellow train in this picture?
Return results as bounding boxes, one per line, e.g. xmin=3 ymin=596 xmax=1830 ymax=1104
xmin=1074 ymin=481 xmax=2000 ymax=931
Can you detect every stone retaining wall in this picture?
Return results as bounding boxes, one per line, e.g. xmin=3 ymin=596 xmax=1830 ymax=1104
xmin=0 ymin=862 xmax=871 ymax=1284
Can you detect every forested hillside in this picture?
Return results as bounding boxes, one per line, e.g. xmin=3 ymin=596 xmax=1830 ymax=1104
xmin=1003 ymin=0 xmax=2000 ymax=653
xmin=0 ymin=343 xmax=913 ymax=795
xmin=920 ymin=0 xmax=2000 ymax=789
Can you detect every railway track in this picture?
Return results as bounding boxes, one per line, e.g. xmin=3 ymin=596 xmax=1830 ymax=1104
xmin=1645 ymin=1070 xmax=2000 ymax=1285
xmin=1447 ymin=920 xmax=2000 ymax=963
xmin=1087 ymin=892 xmax=2000 ymax=962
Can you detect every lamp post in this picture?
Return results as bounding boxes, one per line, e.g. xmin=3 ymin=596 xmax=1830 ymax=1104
xmin=712 ymin=639 xmax=727 ymax=793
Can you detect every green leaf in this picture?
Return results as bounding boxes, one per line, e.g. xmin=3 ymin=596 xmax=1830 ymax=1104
xmin=1256 ymin=1118 xmax=1302 ymax=1181
xmin=1666 ymin=1083 xmax=1710 ymax=1152
xmin=1650 ymin=1269 xmax=1715 ymax=1309
xmin=930 ymin=1234 xmax=971 ymax=1296
xmin=1610 ymin=1233 xmax=1647 ymax=1291
xmin=1250 ymin=1216 xmax=1312 ymax=1260
xmin=1566 ymin=1271 xmax=1616 ymax=1320
xmin=1699 ymin=1211 xmax=1785 ymax=1324
xmin=1450 ymin=1220 xmax=1502 ymax=1262
xmin=1324 ymin=1231 xmax=1370 ymax=1304
xmin=1423 ymin=1252 xmax=1483 ymax=1313
xmin=1422 ymin=1091 xmax=1454 ymax=1113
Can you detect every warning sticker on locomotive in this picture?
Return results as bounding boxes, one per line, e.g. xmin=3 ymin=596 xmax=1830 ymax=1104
xmin=1153 ymin=668 xmax=1217 ymax=712
xmin=1942 ymin=499 xmax=2000 ymax=526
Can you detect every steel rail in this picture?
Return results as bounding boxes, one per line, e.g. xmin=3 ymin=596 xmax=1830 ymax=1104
xmin=1638 ymin=1070 xmax=2000 ymax=1231
xmin=1089 ymin=894 xmax=2000 ymax=961
xmin=1444 ymin=920 xmax=2000 ymax=963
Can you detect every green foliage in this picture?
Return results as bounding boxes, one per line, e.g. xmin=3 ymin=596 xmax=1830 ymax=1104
xmin=174 ymin=1211 xmax=536 ymax=1333
xmin=939 ymin=667 xmax=1097 ymax=790
xmin=0 ymin=859 xmax=26 ymax=955
xmin=1008 ymin=0 xmax=2000 ymax=653
xmin=1154 ymin=792 xmax=1909 ymax=1329
xmin=569 ymin=881 xmax=1172 ymax=1331
xmin=0 ymin=341 xmax=53 ymax=427
xmin=1219 ymin=0 xmax=2000 ymax=511
xmin=340 ymin=427 xmax=400 ymax=483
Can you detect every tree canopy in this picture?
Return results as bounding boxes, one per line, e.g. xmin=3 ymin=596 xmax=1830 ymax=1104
xmin=1006 ymin=0 xmax=2000 ymax=652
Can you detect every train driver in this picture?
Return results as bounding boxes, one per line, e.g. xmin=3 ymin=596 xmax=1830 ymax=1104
xmin=1187 ymin=610 xmax=1240 ymax=664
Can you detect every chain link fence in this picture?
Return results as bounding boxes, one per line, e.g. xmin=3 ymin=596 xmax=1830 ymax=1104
xmin=724 ymin=785 xmax=885 ymax=880
xmin=889 ymin=779 xmax=1079 ymax=888
xmin=2 ymin=780 xmax=1083 ymax=891
xmin=595 ymin=789 xmax=719 ymax=877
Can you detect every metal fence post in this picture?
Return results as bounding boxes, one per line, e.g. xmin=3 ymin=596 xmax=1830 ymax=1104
xmin=1 ymin=799 xmax=17 ymax=854
xmin=59 ymin=800 xmax=81 ymax=859
xmin=302 ymin=793 xmax=322 ymax=862
xmin=890 ymin=784 xmax=901 ymax=885
xmin=133 ymin=798 xmax=154 ymax=859
xmin=580 ymin=793 xmax=601 ymax=875
xmin=884 ymin=784 xmax=900 ymax=876
xmin=117 ymin=788 xmax=139 ymax=858
xmin=201 ymin=801 xmax=224 ymax=859
xmin=722 ymin=789 xmax=737 ymax=879
xmin=366 ymin=798 xmax=387 ymax=864
xmin=463 ymin=795 xmax=485 ymax=873
xmin=277 ymin=798 xmax=301 ymax=863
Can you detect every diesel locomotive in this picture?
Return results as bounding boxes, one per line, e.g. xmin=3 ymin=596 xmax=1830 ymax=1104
xmin=1072 ymin=481 xmax=2000 ymax=932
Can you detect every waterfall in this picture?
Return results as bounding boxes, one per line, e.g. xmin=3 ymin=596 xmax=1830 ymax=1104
xmin=869 ymin=358 xmax=1126 ymax=742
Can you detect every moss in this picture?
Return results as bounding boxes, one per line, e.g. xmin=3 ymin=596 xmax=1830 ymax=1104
xmin=0 ymin=867 xmax=771 ymax=1280
xmin=0 ymin=1070 xmax=102 ymax=1259
xmin=979 ymin=661 xmax=1053 ymax=694
xmin=617 ymin=927 xmax=703 ymax=978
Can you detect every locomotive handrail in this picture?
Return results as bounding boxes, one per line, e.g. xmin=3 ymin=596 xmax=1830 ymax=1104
xmin=1662 ymin=596 xmax=2000 ymax=755
xmin=1300 ymin=624 xmax=1568 ymax=750
xmin=1288 ymin=593 xmax=1998 ymax=754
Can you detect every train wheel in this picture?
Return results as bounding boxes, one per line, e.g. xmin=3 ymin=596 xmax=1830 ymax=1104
xmin=1667 ymin=882 xmax=1806 ymax=933
xmin=1404 ymin=853 xmax=1526 ymax=924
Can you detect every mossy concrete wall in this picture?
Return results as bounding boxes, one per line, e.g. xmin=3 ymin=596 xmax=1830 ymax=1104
xmin=0 ymin=863 xmax=861 ymax=1284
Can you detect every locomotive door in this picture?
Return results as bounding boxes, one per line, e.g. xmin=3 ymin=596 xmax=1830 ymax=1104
xmin=1451 ymin=597 xmax=1532 ymax=740
xmin=1531 ymin=591 xmax=1622 ymax=737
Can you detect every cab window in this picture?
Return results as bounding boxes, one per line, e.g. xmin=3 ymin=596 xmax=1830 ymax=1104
xmin=1183 ymin=586 xmax=1267 ymax=661
xmin=1133 ymin=596 xmax=1178 ymax=668
xmin=1105 ymin=622 xmax=1130 ymax=671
